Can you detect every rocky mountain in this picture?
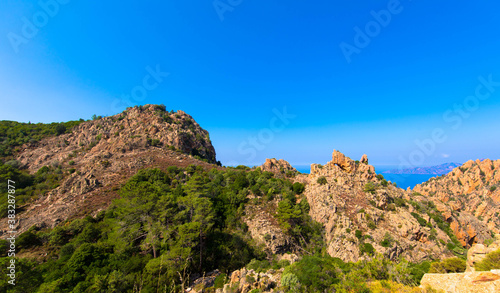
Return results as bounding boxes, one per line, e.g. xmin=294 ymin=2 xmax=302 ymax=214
xmin=413 ymin=159 xmax=500 ymax=247
xmin=383 ymin=162 xmax=461 ymax=175
xmin=2 ymin=105 xmax=499 ymax=292
xmin=0 ymin=104 xmax=220 ymax=237
xmin=302 ymin=150 xmax=455 ymax=263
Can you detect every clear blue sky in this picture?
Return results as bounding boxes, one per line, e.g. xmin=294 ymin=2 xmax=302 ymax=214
xmin=1 ymin=0 xmax=500 ymax=167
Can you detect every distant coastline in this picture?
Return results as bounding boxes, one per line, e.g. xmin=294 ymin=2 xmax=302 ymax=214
xmin=382 ymin=162 xmax=461 ymax=175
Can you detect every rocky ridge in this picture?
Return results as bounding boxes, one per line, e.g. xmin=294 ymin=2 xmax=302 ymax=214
xmin=0 ymin=105 xmax=220 ymax=237
xmin=304 ymin=150 xmax=455 ymax=263
xmin=413 ymin=159 xmax=500 ymax=247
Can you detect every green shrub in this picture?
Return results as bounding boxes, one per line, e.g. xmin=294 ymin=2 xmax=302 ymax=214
xmin=245 ymin=274 xmax=256 ymax=284
xmin=246 ymin=259 xmax=270 ymax=273
xmin=213 ymin=273 xmax=227 ymax=289
xmin=475 ymin=249 xmax=500 ymax=271
xmin=55 ymin=124 xmax=66 ymax=135
xmin=359 ymin=242 xmax=375 ymax=256
xmin=0 ymin=239 xmax=8 ymax=257
xmin=490 ymin=186 xmax=497 ymax=192
xmin=363 ymin=182 xmax=377 ymax=194
xmin=429 ymin=257 xmax=466 ymax=273
xmin=17 ymin=231 xmax=41 ymax=250
xmin=283 ymin=255 xmax=341 ymax=292
xmin=355 ymin=230 xmax=363 ymax=240
xmin=292 ymin=182 xmax=305 ymax=194
xmin=410 ymin=212 xmax=427 ymax=226
xmin=281 ymin=273 xmax=300 ymax=292
xmin=317 ymin=176 xmax=327 ymax=185
xmin=379 ymin=233 xmax=394 ymax=248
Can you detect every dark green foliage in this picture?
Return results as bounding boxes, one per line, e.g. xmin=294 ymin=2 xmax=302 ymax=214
xmin=0 ymin=156 xmax=450 ymax=291
xmin=490 ymin=186 xmax=497 ymax=192
xmin=379 ymin=233 xmax=394 ymax=248
xmin=292 ymin=182 xmax=305 ymax=194
xmin=394 ymin=197 xmax=407 ymax=208
xmin=359 ymin=242 xmax=375 ymax=256
xmin=17 ymin=231 xmax=41 ymax=250
xmin=0 ymin=240 xmax=8 ymax=257
xmin=146 ymin=137 xmax=161 ymax=146
xmin=317 ymin=176 xmax=327 ymax=185
xmin=283 ymin=255 xmax=341 ymax=292
xmin=0 ymin=162 xmax=64 ymax=218
xmin=55 ymin=124 xmax=66 ymax=135
xmin=0 ymin=120 xmax=83 ymax=157
xmin=1 ymin=166 xmax=295 ymax=291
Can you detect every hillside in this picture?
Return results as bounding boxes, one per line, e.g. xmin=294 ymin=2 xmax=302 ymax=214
xmin=302 ymin=151 xmax=455 ymax=263
xmin=413 ymin=159 xmax=500 ymax=247
xmin=0 ymin=104 xmax=220 ymax=237
xmin=1 ymin=106 xmax=499 ymax=292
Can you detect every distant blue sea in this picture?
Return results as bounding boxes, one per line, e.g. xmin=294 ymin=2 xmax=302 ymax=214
xmin=292 ymin=164 xmax=436 ymax=190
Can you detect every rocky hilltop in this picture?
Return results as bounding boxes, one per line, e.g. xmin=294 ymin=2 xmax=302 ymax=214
xmin=0 ymin=104 xmax=219 ymax=237
xmin=259 ymin=158 xmax=298 ymax=178
xmin=303 ymin=150 xmax=455 ymax=262
xmin=413 ymin=159 xmax=500 ymax=247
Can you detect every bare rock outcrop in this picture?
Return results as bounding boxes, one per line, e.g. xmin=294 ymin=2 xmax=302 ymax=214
xmin=259 ymin=158 xmax=298 ymax=177
xmin=304 ymin=150 xmax=453 ymax=263
xmin=243 ymin=202 xmax=294 ymax=255
xmin=420 ymin=271 xmax=500 ymax=293
xmin=421 ymin=235 xmax=500 ymax=292
xmin=414 ymin=159 xmax=500 ymax=247
xmin=466 ymin=235 xmax=500 ymax=272
xmin=218 ymin=267 xmax=282 ymax=293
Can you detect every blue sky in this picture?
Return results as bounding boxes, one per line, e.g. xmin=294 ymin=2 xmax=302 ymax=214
xmin=1 ymin=0 xmax=500 ymax=167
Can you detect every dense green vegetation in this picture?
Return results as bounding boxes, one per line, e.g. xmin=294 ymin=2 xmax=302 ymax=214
xmin=0 ymin=120 xmax=84 ymax=159
xmin=0 ymin=166 xmax=316 ymax=292
xmin=0 ymin=161 xmax=65 ymax=218
xmin=255 ymin=253 xmax=432 ymax=292
xmin=0 ymin=164 xmax=457 ymax=292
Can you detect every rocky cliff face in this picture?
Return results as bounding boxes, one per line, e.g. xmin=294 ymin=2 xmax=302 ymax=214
xmin=0 ymin=105 xmax=219 ymax=237
xmin=304 ymin=150 xmax=454 ymax=263
xmin=413 ymin=159 xmax=500 ymax=247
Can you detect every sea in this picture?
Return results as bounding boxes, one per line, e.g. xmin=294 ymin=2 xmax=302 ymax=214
xmin=293 ymin=165 xmax=437 ymax=190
